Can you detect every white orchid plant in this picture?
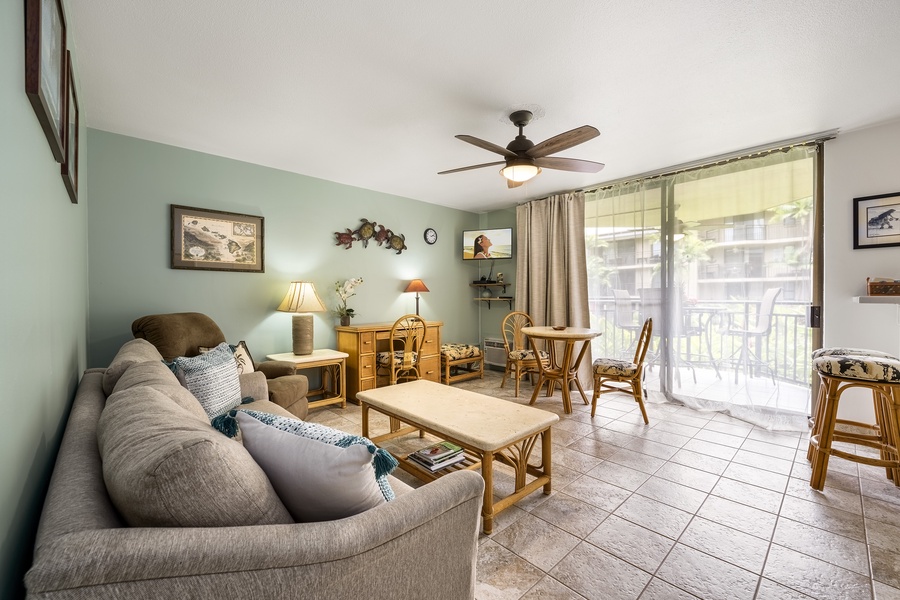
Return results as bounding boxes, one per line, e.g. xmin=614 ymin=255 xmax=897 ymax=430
xmin=334 ymin=277 xmax=364 ymax=319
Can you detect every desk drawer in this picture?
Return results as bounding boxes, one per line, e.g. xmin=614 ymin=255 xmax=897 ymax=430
xmin=419 ymin=356 xmax=440 ymax=382
xmin=421 ymin=327 xmax=440 ymax=356
xmin=359 ymin=332 xmax=376 ymax=353
xmin=359 ymin=353 xmax=375 ymax=376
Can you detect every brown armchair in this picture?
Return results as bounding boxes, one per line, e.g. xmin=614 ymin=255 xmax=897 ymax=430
xmin=132 ymin=312 xmax=309 ymax=419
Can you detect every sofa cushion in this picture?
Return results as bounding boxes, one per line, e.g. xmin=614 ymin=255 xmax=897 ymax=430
xmin=238 ymin=410 xmax=397 ymax=504
xmin=102 ymin=338 xmax=164 ymax=396
xmin=112 ymin=359 xmax=209 ymax=422
xmin=239 ymin=370 xmax=269 ymax=404
xmin=98 ymin=386 xmax=293 ymax=527
xmin=170 ymin=342 xmax=243 ymax=419
xmin=236 ymin=412 xmax=388 ymax=522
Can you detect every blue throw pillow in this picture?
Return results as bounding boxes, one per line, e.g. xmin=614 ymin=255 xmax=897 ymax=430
xmin=169 ymin=342 xmax=242 ymax=419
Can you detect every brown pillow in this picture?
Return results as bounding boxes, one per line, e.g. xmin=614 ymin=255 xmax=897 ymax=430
xmin=98 ymin=386 xmax=293 ymax=527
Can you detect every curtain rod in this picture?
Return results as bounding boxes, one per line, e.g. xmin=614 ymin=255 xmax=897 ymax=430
xmin=569 ymin=129 xmax=838 ymax=194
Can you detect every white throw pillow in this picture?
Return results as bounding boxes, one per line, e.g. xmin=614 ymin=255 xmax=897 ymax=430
xmin=236 ymin=411 xmax=389 ymax=522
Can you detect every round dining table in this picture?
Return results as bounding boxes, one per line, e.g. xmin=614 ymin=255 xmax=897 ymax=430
xmin=521 ymin=326 xmax=603 ymax=414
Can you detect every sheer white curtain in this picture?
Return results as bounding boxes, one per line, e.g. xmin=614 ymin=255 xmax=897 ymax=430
xmin=516 ymin=192 xmax=593 ymax=387
xmin=585 ymin=146 xmax=816 ymax=430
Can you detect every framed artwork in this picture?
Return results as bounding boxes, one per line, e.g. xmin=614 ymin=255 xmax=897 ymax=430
xmin=25 ymin=0 xmax=67 ymax=163
xmin=853 ymin=192 xmax=900 ymax=249
xmin=171 ymin=205 xmax=265 ymax=272
xmin=61 ymin=51 xmax=79 ymax=203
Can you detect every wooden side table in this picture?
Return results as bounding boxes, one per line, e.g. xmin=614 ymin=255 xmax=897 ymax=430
xmin=266 ymin=349 xmax=348 ymax=409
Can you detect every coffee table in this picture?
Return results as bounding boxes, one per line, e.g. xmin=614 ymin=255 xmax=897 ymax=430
xmin=358 ymin=379 xmax=559 ymax=534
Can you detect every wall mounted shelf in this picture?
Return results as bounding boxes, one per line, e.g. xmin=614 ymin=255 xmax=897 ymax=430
xmin=471 ymin=283 xmax=513 ymax=309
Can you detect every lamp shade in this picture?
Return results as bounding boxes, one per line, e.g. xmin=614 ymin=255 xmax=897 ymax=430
xmin=277 ymin=281 xmax=325 ymax=355
xmin=404 ymin=279 xmax=430 ymax=293
xmin=277 ymin=281 xmax=326 ymax=313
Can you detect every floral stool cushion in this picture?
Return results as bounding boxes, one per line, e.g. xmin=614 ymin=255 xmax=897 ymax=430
xmin=592 ymin=358 xmax=639 ymax=378
xmin=376 ymin=350 xmax=418 ymax=367
xmin=440 ymin=343 xmax=482 ymax=360
xmin=812 ymin=347 xmax=898 ymax=360
xmin=508 ymin=349 xmax=551 ymax=361
xmin=813 ymin=354 xmax=900 ymax=382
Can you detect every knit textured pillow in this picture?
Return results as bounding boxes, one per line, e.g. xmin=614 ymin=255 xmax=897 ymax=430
xmin=238 ymin=409 xmax=397 ymax=503
xmin=171 ymin=342 xmax=242 ymax=419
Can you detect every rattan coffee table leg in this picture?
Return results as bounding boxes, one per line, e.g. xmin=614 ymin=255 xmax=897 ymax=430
xmin=542 ymin=428 xmax=552 ymax=494
xmin=482 ymin=451 xmax=495 ymax=535
xmin=361 ymin=402 xmax=370 ymax=438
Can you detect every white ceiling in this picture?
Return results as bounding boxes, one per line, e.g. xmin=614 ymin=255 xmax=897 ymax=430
xmin=66 ymin=1 xmax=900 ymax=214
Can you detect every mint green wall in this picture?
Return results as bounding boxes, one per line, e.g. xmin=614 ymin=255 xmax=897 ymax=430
xmin=0 ymin=2 xmax=89 ymax=597
xmin=87 ymin=130 xmax=483 ymax=366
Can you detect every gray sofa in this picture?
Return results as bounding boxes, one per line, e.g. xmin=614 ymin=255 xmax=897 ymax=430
xmin=25 ymin=339 xmax=484 ymax=599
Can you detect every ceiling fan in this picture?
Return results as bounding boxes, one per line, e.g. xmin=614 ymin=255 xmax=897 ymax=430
xmin=438 ymin=110 xmax=605 ymax=188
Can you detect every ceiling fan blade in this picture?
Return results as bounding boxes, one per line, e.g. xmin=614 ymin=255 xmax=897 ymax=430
xmin=534 ymin=156 xmax=605 ymax=173
xmin=456 ymin=135 xmax=518 ymax=158
xmin=507 ymin=179 xmax=525 ymax=189
xmin=438 ymin=160 xmax=505 ymax=175
xmin=527 ymin=125 xmax=600 ymax=158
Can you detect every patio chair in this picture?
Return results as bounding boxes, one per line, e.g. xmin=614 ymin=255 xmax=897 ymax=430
xmin=612 ymin=289 xmax=642 ymax=354
xmin=638 ymin=287 xmax=697 ymax=385
xmin=724 ymin=287 xmax=782 ymax=383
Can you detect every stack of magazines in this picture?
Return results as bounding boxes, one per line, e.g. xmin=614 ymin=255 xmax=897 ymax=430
xmin=408 ymin=441 xmax=465 ymax=472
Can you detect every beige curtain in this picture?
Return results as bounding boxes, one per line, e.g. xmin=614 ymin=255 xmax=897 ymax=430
xmin=516 ymin=192 xmax=593 ymax=387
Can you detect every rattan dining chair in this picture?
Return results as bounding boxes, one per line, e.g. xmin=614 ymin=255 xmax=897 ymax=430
xmin=500 ymin=311 xmax=550 ymax=397
xmin=590 ymin=318 xmax=653 ymax=424
xmin=376 ymin=314 xmax=427 ymax=385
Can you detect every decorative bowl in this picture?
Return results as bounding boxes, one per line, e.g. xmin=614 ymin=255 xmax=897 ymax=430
xmin=551 ymin=326 xmax=566 ymax=331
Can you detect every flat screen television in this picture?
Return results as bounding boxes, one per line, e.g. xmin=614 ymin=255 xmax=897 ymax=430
xmin=462 ymin=227 xmax=513 ymax=260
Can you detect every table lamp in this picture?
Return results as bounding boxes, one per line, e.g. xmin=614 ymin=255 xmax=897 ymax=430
xmin=277 ymin=281 xmax=326 ymax=355
xmin=404 ymin=279 xmax=429 ymax=315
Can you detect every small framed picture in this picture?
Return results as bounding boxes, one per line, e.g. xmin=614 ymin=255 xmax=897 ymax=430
xmin=25 ymin=0 xmax=67 ymax=163
xmin=853 ymin=192 xmax=900 ymax=249
xmin=171 ymin=205 xmax=265 ymax=272
xmin=61 ymin=51 xmax=79 ymax=203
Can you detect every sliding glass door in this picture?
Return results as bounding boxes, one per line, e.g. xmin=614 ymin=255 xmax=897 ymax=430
xmin=585 ymin=146 xmax=817 ymax=427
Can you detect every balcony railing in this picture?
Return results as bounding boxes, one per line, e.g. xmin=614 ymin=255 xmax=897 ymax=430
xmin=588 ymin=296 xmax=812 ymax=388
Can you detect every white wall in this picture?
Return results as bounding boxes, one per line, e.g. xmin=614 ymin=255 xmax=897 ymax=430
xmin=823 ymin=118 xmax=900 ymax=421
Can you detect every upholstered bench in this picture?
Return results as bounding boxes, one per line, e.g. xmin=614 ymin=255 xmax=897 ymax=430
xmin=441 ymin=343 xmax=484 ymax=385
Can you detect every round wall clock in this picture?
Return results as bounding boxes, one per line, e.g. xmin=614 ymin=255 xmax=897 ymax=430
xmin=424 ymin=228 xmax=438 ymax=245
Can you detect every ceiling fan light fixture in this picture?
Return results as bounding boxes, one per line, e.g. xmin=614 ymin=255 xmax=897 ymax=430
xmin=500 ymin=162 xmax=541 ymax=182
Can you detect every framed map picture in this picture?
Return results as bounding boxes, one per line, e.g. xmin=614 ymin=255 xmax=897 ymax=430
xmin=171 ymin=205 xmax=265 ymax=272
xmin=853 ymin=192 xmax=900 ymax=249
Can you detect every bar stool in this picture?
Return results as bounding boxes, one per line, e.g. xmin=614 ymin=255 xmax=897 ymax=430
xmin=806 ymin=347 xmax=898 ymax=463
xmin=808 ymin=353 xmax=900 ymax=490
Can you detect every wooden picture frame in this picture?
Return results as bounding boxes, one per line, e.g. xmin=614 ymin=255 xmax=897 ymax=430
xmin=25 ymin=0 xmax=67 ymax=163
xmin=171 ymin=205 xmax=265 ymax=272
xmin=853 ymin=192 xmax=900 ymax=249
xmin=61 ymin=51 xmax=78 ymax=203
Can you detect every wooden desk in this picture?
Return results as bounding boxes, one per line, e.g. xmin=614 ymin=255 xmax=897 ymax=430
xmin=266 ymin=349 xmax=348 ymax=409
xmin=522 ymin=326 xmax=603 ymax=414
xmin=336 ymin=320 xmax=443 ymax=403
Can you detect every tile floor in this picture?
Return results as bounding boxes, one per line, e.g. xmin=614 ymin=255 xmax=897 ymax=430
xmin=311 ymin=370 xmax=900 ymax=600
